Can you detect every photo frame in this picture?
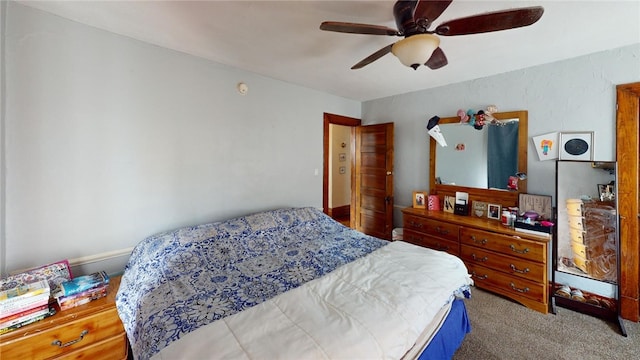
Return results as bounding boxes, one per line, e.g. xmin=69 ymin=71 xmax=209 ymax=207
xmin=518 ymin=193 xmax=553 ymax=220
xmin=473 ymin=201 xmax=488 ymax=218
xmin=559 ymin=131 xmax=594 ymax=161
xmin=487 ymin=203 xmax=501 ymax=220
xmin=597 ymin=183 xmax=615 ymax=201
xmin=531 ymin=132 xmax=559 ymax=161
xmin=443 ymin=195 xmax=455 ymax=213
xmin=412 ymin=191 xmax=427 ymax=209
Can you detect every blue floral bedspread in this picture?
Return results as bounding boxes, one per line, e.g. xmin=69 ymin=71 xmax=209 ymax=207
xmin=116 ymin=207 xmax=388 ymax=360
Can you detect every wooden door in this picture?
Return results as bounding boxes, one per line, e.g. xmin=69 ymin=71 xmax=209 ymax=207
xmin=616 ymin=82 xmax=640 ymax=322
xmin=352 ymin=123 xmax=394 ymax=240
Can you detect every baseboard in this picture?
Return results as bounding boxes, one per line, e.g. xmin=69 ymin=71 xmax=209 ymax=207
xmin=10 ymin=247 xmax=134 ymax=276
xmin=68 ymin=247 xmax=134 ymax=268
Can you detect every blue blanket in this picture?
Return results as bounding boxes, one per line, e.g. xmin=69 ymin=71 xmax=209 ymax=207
xmin=116 ymin=207 xmax=387 ymax=360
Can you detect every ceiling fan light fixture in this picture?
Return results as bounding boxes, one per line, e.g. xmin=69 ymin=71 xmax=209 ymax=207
xmin=391 ymin=34 xmax=440 ymax=70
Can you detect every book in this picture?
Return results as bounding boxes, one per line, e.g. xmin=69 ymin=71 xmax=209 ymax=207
xmin=0 ymin=292 xmax=50 ymax=318
xmin=0 ymin=279 xmax=49 ymax=303
xmin=0 ymin=307 xmax=56 ymax=335
xmin=55 ymin=271 xmax=109 ymax=298
xmin=0 ymin=260 xmax=71 ymax=293
xmin=0 ymin=303 xmax=48 ymax=324
xmin=0 ymin=306 xmax=51 ymax=329
xmin=57 ymin=284 xmax=108 ymax=311
xmin=514 ymin=221 xmax=553 ymax=238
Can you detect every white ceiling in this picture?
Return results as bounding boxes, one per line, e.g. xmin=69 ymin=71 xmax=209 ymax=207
xmin=17 ymin=1 xmax=640 ymax=101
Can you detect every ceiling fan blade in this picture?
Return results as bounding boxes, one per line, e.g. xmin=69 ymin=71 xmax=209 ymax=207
xmin=414 ymin=0 xmax=453 ymax=23
xmin=393 ymin=0 xmax=418 ymax=33
xmin=320 ymin=21 xmax=400 ymax=36
xmin=351 ymin=44 xmax=394 ymax=69
xmin=425 ymin=47 xmax=447 ymax=69
xmin=434 ymin=6 xmax=544 ymax=36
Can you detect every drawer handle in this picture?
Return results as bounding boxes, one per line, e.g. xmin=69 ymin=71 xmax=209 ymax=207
xmin=510 ymin=264 xmax=530 ymax=274
xmin=52 ymin=330 xmax=89 ymax=348
xmin=409 ymin=221 xmax=423 ymax=228
xmin=509 ymin=282 xmax=530 ymax=293
xmin=436 ymin=243 xmax=450 ymax=251
xmin=471 ymin=271 xmax=488 ymax=280
xmin=509 ymin=244 xmax=530 ymax=254
xmin=471 ymin=236 xmax=488 ymax=245
xmin=471 ymin=253 xmax=488 ymax=262
xmin=435 ymin=227 xmax=449 ymax=235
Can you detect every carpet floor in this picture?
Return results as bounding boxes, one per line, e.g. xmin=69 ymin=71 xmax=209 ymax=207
xmin=452 ymin=287 xmax=640 ymax=360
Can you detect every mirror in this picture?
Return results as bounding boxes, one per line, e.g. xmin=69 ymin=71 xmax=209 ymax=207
xmin=429 ymin=110 xmax=528 ymax=205
xmin=436 ymin=118 xmax=519 ymax=189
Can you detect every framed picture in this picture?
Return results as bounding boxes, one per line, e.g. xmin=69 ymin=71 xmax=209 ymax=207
xmin=487 ymin=203 xmax=501 ymax=220
xmin=473 ymin=201 xmax=488 ymax=218
xmin=518 ymin=193 xmax=553 ymax=220
xmin=531 ymin=132 xmax=559 ymax=161
xmin=559 ymin=131 xmax=594 ymax=161
xmin=412 ymin=191 xmax=427 ymax=209
xmin=443 ymin=195 xmax=455 ymax=213
xmin=597 ymin=183 xmax=615 ymax=201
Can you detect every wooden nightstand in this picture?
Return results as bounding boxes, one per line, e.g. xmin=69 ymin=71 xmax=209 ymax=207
xmin=0 ymin=276 xmax=128 ymax=360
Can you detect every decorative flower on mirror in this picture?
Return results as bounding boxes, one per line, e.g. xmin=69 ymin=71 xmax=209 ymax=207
xmin=456 ymin=105 xmax=502 ymax=130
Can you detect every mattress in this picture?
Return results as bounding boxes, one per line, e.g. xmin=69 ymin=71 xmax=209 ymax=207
xmin=116 ymin=207 xmax=472 ymax=359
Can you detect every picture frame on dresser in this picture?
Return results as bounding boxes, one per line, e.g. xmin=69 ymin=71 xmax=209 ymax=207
xmin=487 ymin=204 xmax=501 ymax=220
xmin=412 ymin=191 xmax=426 ymax=209
xmin=472 ymin=201 xmax=487 ymax=218
xmin=443 ymin=196 xmax=455 ymax=213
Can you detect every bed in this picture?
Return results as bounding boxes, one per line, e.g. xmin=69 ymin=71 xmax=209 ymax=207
xmin=116 ymin=207 xmax=473 ymax=359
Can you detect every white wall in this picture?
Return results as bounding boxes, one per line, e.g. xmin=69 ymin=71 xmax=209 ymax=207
xmin=3 ymin=2 xmax=639 ymax=278
xmin=362 ymin=44 xmax=640 ymax=225
xmin=1 ymin=3 xmax=360 ymax=275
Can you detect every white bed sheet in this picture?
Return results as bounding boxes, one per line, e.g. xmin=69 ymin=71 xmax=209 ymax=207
xmin=152 ymin=241 xmax=472 ymax=359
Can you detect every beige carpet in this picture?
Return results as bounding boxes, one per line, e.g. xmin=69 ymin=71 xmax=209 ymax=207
xmin=452 ymin=288 xmax=640 ymax=360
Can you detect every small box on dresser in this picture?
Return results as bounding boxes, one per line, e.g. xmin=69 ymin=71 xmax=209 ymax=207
xmin=403 ymin=207 xmax=551 ymax=314
xmin=0 ymin=276 xmax=128 ymax=360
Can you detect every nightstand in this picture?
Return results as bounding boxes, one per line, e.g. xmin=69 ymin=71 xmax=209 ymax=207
xmin=0 ymin=275 xmax=128 ymax=360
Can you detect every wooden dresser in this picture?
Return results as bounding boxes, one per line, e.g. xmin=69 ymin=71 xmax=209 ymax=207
xmin=0 ymin=276 xmax=128 ymax=360
xmin=403 ymin=208 xmax=551 ymax=314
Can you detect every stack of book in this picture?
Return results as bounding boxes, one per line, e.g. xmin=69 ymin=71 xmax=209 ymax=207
xmin=54 ymin=271 xmax=110 ymax=311
xmin=0 ymin=279 xmax=55 ymax=334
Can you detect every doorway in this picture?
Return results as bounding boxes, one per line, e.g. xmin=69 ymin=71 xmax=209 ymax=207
xmin=323 ymin=113 xmax=361 ymax=227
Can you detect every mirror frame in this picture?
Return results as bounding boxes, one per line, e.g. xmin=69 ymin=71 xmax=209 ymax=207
xmin=429 ymin=110 xmax=528 ymax=207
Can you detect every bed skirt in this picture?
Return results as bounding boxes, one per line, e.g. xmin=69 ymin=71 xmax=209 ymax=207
xmin=418 ymin=298 xmax=471 ymax=359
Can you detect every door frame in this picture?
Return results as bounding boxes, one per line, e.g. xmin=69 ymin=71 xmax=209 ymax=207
xmin=323 ymin=113 xmax=361 ymax=217
xmin=616 ymin=82 xmax=640 ymax=322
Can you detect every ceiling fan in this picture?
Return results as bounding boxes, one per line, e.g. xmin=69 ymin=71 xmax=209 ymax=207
xmin=320 ymin=0 xmax=544 ymax=70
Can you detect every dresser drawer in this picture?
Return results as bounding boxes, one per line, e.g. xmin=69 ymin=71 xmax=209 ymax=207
xmin=1 ymin=307 xmax=125 ymax=359
xmin=460 ymin=244 xmax=545 ymax=283
xmin=404 ymin=215 xmax=459 ymax=243
xmin=467 ymin=263 xmax=546 ymax=303
xmin=404 ymin=229 xmax=459 ymax=256
xmin=58 ymin=333 xmax=128 ymax=360
xmin=460 ymin=227 xmax=545 ymax=263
